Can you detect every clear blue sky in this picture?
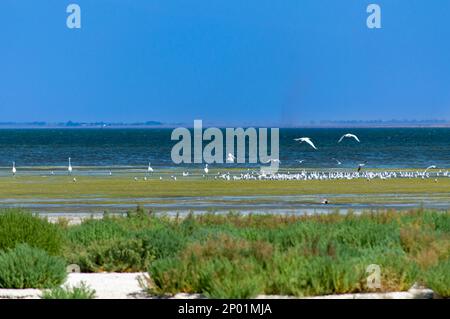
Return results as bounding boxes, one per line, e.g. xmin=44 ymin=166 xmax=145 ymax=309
xmin=1 ymin=0 xmax=449 ymax=125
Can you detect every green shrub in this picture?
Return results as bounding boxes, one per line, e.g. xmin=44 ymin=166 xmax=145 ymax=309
xmin=148 ymin=256 xmax=265 ymax=298
xmin=147 ymin=236 xmax=271 ymax=298
xmin=42 ymin=282 xmax=96 ymax=299
xmin=265 ymin=250 xmax=369 ymax=296
xmin=137 ymin=227 xmax=186 ymax=259
xmin=0 ymin=210 xmax=64 ymax=255
xmin=65 ymin=218 xmax=127 ymax=246
xmin=66 ymin=237 xmax=154 ymax=272
xmin=0 ymin=244 xmax=67 ymax=289
xmin=425 ymin=259 xmax=450 ymax=297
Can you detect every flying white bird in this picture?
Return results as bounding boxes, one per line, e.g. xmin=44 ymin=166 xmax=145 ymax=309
xmin=294 ymin=137 xmax=317 ymax=150
xmin=296 ymin=160 xmax=306 ymax=164
xmin=424 ymin=165 xmax=436 ymax=173
xmin=12 ymin=162 xmax=16 ymax=176
xmin=338 ymin=133 xmax=360 ymax=143
xmin=263 ymin=159 xmax=281 ymax=164
xmin=204 ymin=164 xmax=209 ymax=174
xmin=226 ymin=153 xmax=236 ymax=163
xmin=68 ymin=158 xmax=73 ymax=175
xmin=332 ymin=158 xmax=342 ymax=165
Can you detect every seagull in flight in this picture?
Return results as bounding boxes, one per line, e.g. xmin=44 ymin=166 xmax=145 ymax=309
xmin=332 ymin=158 xmax=342 ymax=165
xmin=294 ymin=137 xmax=317 ymax=150
xmin=338 ymin=133 xmax=360 ymax=143
xmin=263 ymin=159 xmax=281 ymax=164
xmin=296 ymin=160 xmax=306 ymax=164
xmin=424 ymin=165 xmax=436 ymax=173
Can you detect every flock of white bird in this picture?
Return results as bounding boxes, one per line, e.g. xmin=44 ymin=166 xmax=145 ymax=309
xmin=210 ymin=168 xmax=450 ymax=182
xmin=7 ymin=133 xmax=449 ymax=182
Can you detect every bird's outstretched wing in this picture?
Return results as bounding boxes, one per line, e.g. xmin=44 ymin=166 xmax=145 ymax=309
xmin=351 ymin=134 xmax=361 ymax=142
xmin=303 ymin=138 xmax=317 ymax=150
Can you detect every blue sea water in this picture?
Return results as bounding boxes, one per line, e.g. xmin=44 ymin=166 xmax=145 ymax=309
xmin=0 ymin=128 xmax=449 ymax=169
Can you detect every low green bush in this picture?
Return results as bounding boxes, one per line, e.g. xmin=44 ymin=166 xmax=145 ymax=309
xmin=0 ymin=244 xmax=67 ymax=289
xmin=137 ymin=227 xmax=186 ymax=259
xmin=65 ymin=218 xmax=127 ymax=246
xmin=66 ymin=237 xmax=154 ymax=272
xmin=425 ymin=259 xmax=450 ymax=298
xmin=42 ymin=282 xmax=96 ymax=299
xmin=148 ymin=236 xmax=271 ymax=298
xmin=0 ymin=210 xmax=63 ymax=255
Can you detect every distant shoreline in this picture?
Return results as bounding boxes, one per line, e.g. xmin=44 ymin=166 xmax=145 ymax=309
xmin=0 ymin=120 xmax=450 ymax=129
xmin=0 ymin=125 xmax=449 ymax=129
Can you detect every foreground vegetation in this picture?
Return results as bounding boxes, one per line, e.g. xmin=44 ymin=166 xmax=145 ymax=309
xmin=0 ymin=208 xmax=449 ymax=298
xmin=42 ymin=282 xmax=96 ymax=299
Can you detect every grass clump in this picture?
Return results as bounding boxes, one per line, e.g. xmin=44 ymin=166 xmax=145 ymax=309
xmin=66 ymin=237 xmax=154 ymax=272
xmin=424 ymin=259 xmax=450 ymax=298
xmin=0 ymin=244 xmax=67 ymax=289
xmin=0 ymin=210 xmax=64 ymax=255
xmin=42 ymin=282 xmax=96 ymax=299
xmin=65 ymin=218 xmax=127 ymax=246
xmin=147 ymin=235 xmax=268 ymax=298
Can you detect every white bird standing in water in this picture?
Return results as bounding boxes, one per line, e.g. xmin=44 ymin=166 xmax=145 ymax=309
xmin=204 ymin=164 xmax=209 ymax=174
xmin=68 ymin=157 xmax=73 ymax=175
xmin=294 ymin=137 xmax=317 ymax=150
xmin=147 ymin=162 xmax=154 ymax=173
xmin=338 ymin=133 xmax=360 ymax=143
xmin=12 ymin=162 xmax=17 ymax=176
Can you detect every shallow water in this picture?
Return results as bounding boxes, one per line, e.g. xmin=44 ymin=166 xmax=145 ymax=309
xmin=2 ymin=192 xmax=449 ymax=216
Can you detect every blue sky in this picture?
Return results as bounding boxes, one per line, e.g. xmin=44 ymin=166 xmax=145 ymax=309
xmin=1 ymin=0 xmax=449 ymax=125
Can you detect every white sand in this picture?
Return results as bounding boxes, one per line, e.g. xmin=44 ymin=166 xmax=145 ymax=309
xmin=0 ymin=273 xmax=435 ymax=299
